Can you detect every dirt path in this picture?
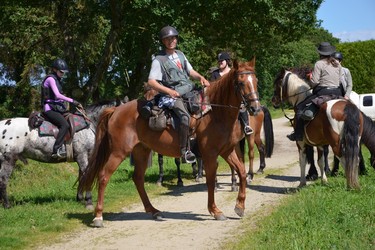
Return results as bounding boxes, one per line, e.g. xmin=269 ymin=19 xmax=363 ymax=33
xmin=41 ymin=117 xmax=308 ymax=250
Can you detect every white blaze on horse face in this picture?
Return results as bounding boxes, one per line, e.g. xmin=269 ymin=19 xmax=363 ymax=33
xmin=247 ymin=74 xmax=260 ymax=107
xmin=326 ymin=100 xmax=344 ymax=134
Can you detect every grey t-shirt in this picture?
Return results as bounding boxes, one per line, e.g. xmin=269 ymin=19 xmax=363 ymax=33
xmin=148 ymin=51 xmax=193 ymax=81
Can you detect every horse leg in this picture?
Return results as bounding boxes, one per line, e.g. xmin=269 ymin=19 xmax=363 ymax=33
xmin=77 ymin=168 xmax=94 ymax=210
xmin=223 ymin=150 xmax=247 ymax=218
xmin=298 ymin=143 xmax=308 ymax=187
xmin=255 ymin=140 xmax=266 ymax=174
xmin=358 ymin=147 xmax=367 ymax=175
xmin=230 ymin=166 xmax=238 ymax=192
xmin=132 ymin=146 xmax=162 ymax=220
xmin=203 ymin=156 xmax=227 ymax=220
xmin=306 ymin=145 xmax=318 ymax=180
xmin=175 ymin=158 xmax=183 ymax=186
xmin=331 ymin=156 xmax=340 ymax=176
xmin=317 ymin=147 xmax=328 ymax=185
xmin=93 ymin=154 xmax=124 ymax=227
xmin=193 ymin=158 xmax=204 ymax=183
xmin=323 ymin=145 xmax=331 ymax=175
xmin=0 ymin=158 xmax=16 ymax=209
xmin=246 ymin=135 xmax=256 ymax=184
xmin=157 ymin=154 xmax=164 ymax=186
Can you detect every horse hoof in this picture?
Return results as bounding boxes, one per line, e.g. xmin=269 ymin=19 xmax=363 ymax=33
xmin=246 ymin=178 xmax=253 ymax=185
xmin=177 ymin=181 xmax=184 ymax=187
xmin=85 ymin=204 xmax=95 ymax=211
xmin=214 ymin=213 xmax=227 ymax=221
xmin=231 ymin=186 xmax=238 ymax=192
xmin=306 ymin=174 xmax=318 ymax=181
xmin=256 ymin=168 xmax=264 ymax=175
xmin=91 ymin=217 xmax=104 ymax=228
xmin=152 ymin=211 xmax=164 ymax=220
xmin=195 ymin=177 xmax=203 ymax=183
xmin=156 ymin=181 xmax=162 ymax=187
xmin=234 ymin=206 xmax=245 ymax=217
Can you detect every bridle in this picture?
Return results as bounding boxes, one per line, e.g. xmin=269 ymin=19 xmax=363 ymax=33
xmin=236 ymin=70 xmax=260 ymax=115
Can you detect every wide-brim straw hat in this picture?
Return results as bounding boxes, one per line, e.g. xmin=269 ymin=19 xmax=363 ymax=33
xmin=317 ymin=42 xmax=336 ymax=56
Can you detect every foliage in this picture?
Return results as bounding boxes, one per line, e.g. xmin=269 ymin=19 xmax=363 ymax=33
xmin=0 ymin=0 xmax=323 ymax=118
xmin=336 ymin=40 xmax=375 ymax=94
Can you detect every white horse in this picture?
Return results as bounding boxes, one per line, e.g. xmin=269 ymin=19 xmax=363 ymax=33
xmin=0 ymin=100 xmax=119 ymax=209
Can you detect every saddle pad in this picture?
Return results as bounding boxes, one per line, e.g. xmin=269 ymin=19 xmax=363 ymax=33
xmin=38 ymin=114 xmax=89 ymax=136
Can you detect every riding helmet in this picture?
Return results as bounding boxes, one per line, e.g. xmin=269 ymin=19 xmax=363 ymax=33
xmin=159 ymin=26 xmax=179 ymax=40
xmin=217 ymin=52 xmax=231 ymax=61
xmin=52 ymin=58 xmax=69 ymax=73
xmin=332 ymin=52 xmax=343 ymax=61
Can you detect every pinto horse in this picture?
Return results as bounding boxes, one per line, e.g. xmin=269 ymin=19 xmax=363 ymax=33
xmin=272 ymin=69 xmax=365 ymax=189
xmin=0 ymin=101 xmax=119 ymax=209
xmin=79 ymin=58 xmax=261 ymax=227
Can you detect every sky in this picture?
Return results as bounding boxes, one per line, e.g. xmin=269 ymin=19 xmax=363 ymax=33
xmin=317 ymin=0 xmax=375 ymax=42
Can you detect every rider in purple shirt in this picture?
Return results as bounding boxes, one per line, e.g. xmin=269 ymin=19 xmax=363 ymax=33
xmin=42 ymin=58 xmax=82 ymax=159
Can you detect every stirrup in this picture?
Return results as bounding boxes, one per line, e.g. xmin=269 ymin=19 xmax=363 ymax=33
xmin=182 ymin=150 xmax=196 ymax=164
xmin=244 ymin=125 xmax=253 ymax=135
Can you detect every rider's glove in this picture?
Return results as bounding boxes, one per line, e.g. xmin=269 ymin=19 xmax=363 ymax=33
xmin=72 ymin=100 xmax=83 ymax=109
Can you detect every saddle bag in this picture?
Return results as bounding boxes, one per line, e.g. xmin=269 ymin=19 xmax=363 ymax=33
xmin=149 ymin=107 xmax=167 ymax=131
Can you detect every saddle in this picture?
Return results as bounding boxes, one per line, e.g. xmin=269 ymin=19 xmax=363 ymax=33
xmin=145 ymin=89 xmax=211 ymax=132
xmin=301 ymin=94 xmax=343 ymax=121
xmin=28 ymin=111 xmax=89 ymax=141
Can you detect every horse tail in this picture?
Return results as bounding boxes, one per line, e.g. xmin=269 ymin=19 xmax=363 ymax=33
xmin=358 ymin=111 xmax=375 ymax=154
xmin=262 ymin=106 xmax=274 ymax=157
xmin=79 ymin=107 xmax=116 ymax=192
xmin=341 ymin=103 xmax=360 ymax=189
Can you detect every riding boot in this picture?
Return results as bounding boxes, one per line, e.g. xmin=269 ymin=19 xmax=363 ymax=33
xmin=287 ymin=115 xmax=304 ymax=141
xmin=239 ymin=110 xmax=253 ymax=135
xmin=179 ymin=124 xmax=196 ymax=164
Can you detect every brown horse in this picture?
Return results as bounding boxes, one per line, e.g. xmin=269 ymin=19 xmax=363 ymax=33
xmin=272 ymin=69 xmax=365 ymax=189
xmin=228 ymin=106 xmax=274 ymax=191
xmin=80 ymin=58 xmax=261 ymax=227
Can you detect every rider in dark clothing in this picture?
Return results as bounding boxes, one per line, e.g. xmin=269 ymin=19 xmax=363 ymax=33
xmin=210 ymin=52 xmax=253 ymax=136
xmin=42 ymin=58 xmax=82 ymax=159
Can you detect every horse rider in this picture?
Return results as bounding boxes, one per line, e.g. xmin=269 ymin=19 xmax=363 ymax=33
xmin=210 ymin=52 xmax=253 ymax=136
xmin=41 ymin=58 xmax=83 ymax=159
xmin=332 ymin=51 xmax=353 ymax=100
xmin=287 ymin=42 xmax=342 ymax=141
xmin=147 ymin=25 xmax=210 ymax=163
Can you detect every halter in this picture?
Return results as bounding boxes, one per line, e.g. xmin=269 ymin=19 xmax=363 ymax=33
xmin=236 ymin=70 xmax=260 ymax=115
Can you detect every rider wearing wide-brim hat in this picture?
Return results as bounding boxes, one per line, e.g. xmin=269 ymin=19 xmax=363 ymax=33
xmin=287 ymin=42 xmax=342 ymax=141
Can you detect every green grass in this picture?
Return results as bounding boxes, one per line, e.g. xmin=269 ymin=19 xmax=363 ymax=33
xmin=0 ymin=156 xmax=202 ymax=249
xmin=226 ymin=148 xmax=375 ymax=250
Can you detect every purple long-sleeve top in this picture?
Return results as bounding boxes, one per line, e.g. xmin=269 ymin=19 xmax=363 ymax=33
xmin=43 ymin=76 xmax=73 ymax=112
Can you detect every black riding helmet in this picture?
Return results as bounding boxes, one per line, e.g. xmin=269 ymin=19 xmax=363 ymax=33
xmin=52 ymin=58 xmax=69 ymax=73
xmin=217 ymin=52 xmax=231 ymax=61
xmin=159 ymin=26 xmax=179 ymax=40
xmin=332 ymin=52 xmax=343 ymax=62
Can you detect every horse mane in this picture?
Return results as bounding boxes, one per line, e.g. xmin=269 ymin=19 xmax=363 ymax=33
xmin=206 ymin=69 xmax=237 ymax=104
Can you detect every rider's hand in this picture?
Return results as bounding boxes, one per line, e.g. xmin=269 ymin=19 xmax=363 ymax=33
xmin=72 ymin=100 xmax=83 ymax=109
xmin=168 ymin=89 xmax=180 ymax=98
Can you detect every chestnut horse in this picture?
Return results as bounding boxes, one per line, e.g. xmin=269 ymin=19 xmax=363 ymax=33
xmin=229 ymin=105 xmax=274 ymax=191
xmin=80 ymin=58 xmax=261 ymax=227
xmin=272 ymin=69 xmax=365 ymax=189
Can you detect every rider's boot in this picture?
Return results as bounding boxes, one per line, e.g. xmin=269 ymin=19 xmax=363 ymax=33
xmin=179 ymin=125 xmax=196 ymax=164
xmin=239 ymin=110 xmax=253 ymax=135
xmin=287 ymin=116 xmax=304 ymax=141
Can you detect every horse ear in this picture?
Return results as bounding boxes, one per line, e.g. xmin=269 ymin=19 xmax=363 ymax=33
xmin=249 ymin=56 xmax=256 ymax=68
xmin=233 ymin=59 xmax=239 ymax=70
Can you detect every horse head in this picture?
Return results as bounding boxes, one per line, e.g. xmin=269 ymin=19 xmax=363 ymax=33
xmin=272 ymin=68 xmax=312 ymax=108
xmin=233 ymin=57 xmax=261 ymax=116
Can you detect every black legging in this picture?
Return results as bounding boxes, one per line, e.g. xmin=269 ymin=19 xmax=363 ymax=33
xmin=43 ymin=110 xmax=69 ymax=153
